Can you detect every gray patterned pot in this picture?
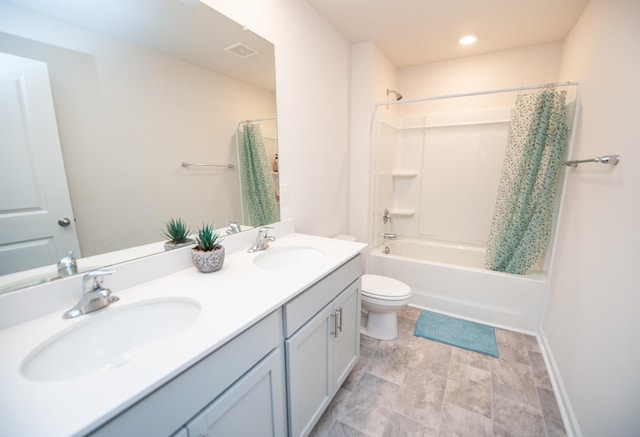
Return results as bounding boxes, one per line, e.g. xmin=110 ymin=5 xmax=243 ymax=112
xmin=191 ymin=246 xmax=225 ymax=273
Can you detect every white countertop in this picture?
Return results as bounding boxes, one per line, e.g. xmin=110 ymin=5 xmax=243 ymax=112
xmin=0 ymin=231 xmax=366 ymax=436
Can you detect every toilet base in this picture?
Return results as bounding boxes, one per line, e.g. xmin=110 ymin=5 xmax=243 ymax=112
xmin=363 ymin=311 xmax=398 ymax=341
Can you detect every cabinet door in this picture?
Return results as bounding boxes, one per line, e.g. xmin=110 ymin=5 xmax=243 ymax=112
xmin=285 ymin=304 xmax=334 ymax=437
xmin=332 ymin=280 xmax=361 ymax=388
xmin=184 ymin=348 xmax=286 ymax=437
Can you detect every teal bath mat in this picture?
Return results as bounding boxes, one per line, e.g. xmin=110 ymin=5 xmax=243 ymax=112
xmin=414 ymin=311 xmax=499 ymax=358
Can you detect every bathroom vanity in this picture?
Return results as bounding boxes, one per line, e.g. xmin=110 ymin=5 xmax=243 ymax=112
xmin=0 ymin=223 xmax=366 ymax=436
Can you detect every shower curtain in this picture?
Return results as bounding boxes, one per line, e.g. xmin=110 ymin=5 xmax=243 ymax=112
xmin=485 ymin=89 xmax=569 ymax=275
xmin=240 ymin=123 xmax=279 ymax=227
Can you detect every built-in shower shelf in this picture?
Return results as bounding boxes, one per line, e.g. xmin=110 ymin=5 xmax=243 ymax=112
xmin=392 ymin=171 xmax=419 ymax=178
xmin=390 ymin=209 xmax=415 ymax=217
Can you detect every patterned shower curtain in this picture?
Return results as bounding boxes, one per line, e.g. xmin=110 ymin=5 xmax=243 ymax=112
xmin=485 ymin=89 xmax=569 ymax=275
xmin=240 ymin=123 xmax=280 ymax=227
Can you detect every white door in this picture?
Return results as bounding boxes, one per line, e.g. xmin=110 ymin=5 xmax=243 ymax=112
xmin=0 ymin=52 xmax=80 ymax=275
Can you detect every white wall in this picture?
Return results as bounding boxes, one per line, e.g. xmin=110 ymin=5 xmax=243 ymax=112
xmin=204 ymin=0 xmax=351 ymax=237
xmin=399 ymin=42 xmax=563 ymax=100
xmin=0 ymin=2 xmax=276 ymax=256
xmin=543 ymin=1 xmax=640 ymax=435
xmin=349 ymin=42 xmax=397 ymax=243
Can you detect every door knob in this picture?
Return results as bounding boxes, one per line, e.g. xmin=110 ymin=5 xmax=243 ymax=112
xmin=58 ymin=217 xmax=72 ymax=227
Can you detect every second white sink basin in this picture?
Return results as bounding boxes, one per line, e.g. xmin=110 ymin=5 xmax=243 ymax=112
xmin=21 ymin=298 xmax=201 ymax=382
xmin=253 ymin=246 xmax=324 ymax=270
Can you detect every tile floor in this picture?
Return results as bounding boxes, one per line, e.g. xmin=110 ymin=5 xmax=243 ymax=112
xmin=310 ymin=306 xmax=566 ymax=437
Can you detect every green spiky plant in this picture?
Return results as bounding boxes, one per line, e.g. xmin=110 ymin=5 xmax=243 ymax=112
xmin=162 ymin=218 xmax=191 ymax=244
xmin=194 ymin=224 xmax=223 ymax=251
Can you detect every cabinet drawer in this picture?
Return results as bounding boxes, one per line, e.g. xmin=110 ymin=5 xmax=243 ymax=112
xmin=283 ymin=254 xmax=362 ymax=338
xmin=91 ymin=310 xmax=283 ymax=436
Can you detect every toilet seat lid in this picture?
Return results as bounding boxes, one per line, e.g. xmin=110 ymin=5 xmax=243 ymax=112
xmin=361 ymin=274 xmax=411 ymax=299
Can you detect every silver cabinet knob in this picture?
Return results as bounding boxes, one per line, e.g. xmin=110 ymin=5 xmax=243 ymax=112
xmin=58 ymin=217 xmax=72 ymax=227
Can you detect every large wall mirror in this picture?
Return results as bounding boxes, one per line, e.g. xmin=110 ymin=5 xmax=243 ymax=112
xmin=0 ymin=0 xmax=279 ymax=292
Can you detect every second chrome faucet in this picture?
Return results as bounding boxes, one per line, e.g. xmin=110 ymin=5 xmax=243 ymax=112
xmin=248 ymin=227 xmax=276 ymax=253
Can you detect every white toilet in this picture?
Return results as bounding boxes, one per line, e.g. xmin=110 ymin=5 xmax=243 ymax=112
xmin=361 ymin=274 xmax=412 ymax=340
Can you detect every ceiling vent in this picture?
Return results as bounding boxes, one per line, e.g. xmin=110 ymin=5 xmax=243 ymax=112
xmin=224 ymin=43 xmax=258 ymax=58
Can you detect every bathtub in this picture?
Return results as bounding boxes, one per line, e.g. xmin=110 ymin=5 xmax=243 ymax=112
xmin=369 ymin=239 xmax=548 ymax=333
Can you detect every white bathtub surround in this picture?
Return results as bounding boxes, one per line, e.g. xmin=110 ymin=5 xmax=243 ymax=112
xmin=370 ymin=239 xmax=547 ymax=333
xmin=369 ymin=86 xmax=579 ymax=276
xmin=0 ymin=220 xmax=366 ymax=436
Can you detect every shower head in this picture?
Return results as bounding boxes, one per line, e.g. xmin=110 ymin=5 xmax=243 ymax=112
xmin=387 ymin=89 xmax=403 ymax=101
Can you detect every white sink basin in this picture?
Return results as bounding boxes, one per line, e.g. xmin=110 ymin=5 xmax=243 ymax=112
xmin=21 ymin=298 xmax=201 ymax=382
xmin=253 ymin=246 xmax=324 ymax=270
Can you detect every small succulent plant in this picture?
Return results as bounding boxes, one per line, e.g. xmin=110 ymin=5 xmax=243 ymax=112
xmin=194 ymin=224 xmax=223 ymax=252
xmin=162 ymin=218 xmax=191 ymax=244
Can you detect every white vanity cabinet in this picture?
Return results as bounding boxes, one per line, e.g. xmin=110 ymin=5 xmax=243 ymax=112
xmin=91 ymin=310 xmax=286 ymax=437
xmin=284 ymin=255 xmax=362 ymax=437
xmin=180 ymin=348 xmax=285 ymax=436
xmin=88 ymin=254 xmax=362 ymax=437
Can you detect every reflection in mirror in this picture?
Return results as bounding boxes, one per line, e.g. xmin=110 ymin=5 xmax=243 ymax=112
xmin=0 ymin=0 xmax=278 ymax=293
xmin=237 ymin=117 xmax=280 ymax=227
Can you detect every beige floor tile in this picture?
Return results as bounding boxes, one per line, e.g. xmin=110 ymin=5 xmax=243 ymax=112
xmin=451 ymin=347 xmax=495 ymax=372
xmin=408 ymin=337 xmax=452 ymax=378
xmin=538 ymin=387 xmax=567 ymax=437
xmin=444 ymin=361 xmax=492 ymax=417
xmin=492 ymin=357 xmax=540 ymax=407
xmin=495 ymin=329 xmax=531 ymax=365
xmin=395 ymin=367 xmax=447 ymax=429
xmin=368 ymin=341 xmax=414 ymax=385
xmin=438 ymin=402 xmax=493 ymax=437
xmin=528 ymin=350 xmax=553 ymax=391
xmin=314 ymin=317 xmax=566 ymax=437
xmin=338 ymin=373 xmax=400 ymax=436
xmin=325 ymin=420 xmax=371 ymax=437
xmin=493 ymin=395 xmax=546 ymax=437
xmin=382 ymin=411 xmax=428 ymax=437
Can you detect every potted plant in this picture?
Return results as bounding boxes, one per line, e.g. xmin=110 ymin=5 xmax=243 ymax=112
xmin=162 ymin=218 xmax=194 ymax=250
xmin=191 ymin=224 xmax=225 ymax=273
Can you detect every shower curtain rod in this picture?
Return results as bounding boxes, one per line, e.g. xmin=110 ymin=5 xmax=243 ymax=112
xmin=373 ymin=81 xmax=580 ymax=107
xmin=238 ymin=116 xmax=276 ymax=124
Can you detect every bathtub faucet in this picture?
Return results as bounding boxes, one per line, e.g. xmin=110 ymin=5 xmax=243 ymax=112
xmin=383 ymin=233 xmax=397 ymax=240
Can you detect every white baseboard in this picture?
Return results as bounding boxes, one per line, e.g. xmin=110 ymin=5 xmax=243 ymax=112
xmin=537 ymin=329 xmax=582 ymax=437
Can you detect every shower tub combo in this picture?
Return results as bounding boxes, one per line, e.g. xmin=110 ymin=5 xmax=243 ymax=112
xmin=368 ymin=83 xmax=579 ymax=333
xmin=369 ymin=238 xmax=548 ymax=333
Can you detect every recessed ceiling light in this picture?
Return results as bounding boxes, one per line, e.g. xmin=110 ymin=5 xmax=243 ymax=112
xmin=459 ymin=35 xmax=477 ymax=46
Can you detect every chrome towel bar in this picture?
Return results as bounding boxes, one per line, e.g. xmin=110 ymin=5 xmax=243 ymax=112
xmin=181 ymin=161 xmax=234 ymax=169
xmin=562 ymin=154 xmax=620 ymax=168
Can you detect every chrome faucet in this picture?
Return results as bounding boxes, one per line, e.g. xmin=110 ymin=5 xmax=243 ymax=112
xmin=383 ymin=209 xmax=392 ymax=224
xmin=248 ymin=227 xmax=276 ymax=253
xmin=57 ymin=251 xmax=78 ymax=277
xmin=63 ymin=270 xmax=119 ymax=319
xmin=383 ymin=233 xmax=397 ymax=240
xmin=226 ymin=221 xmax=241 ymax=235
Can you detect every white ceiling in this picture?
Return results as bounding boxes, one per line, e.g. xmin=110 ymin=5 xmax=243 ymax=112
xmin=8 ymin=0 xmax=275 ymax=91
xmin=308 ymin=0 xmax=590 ymax=68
